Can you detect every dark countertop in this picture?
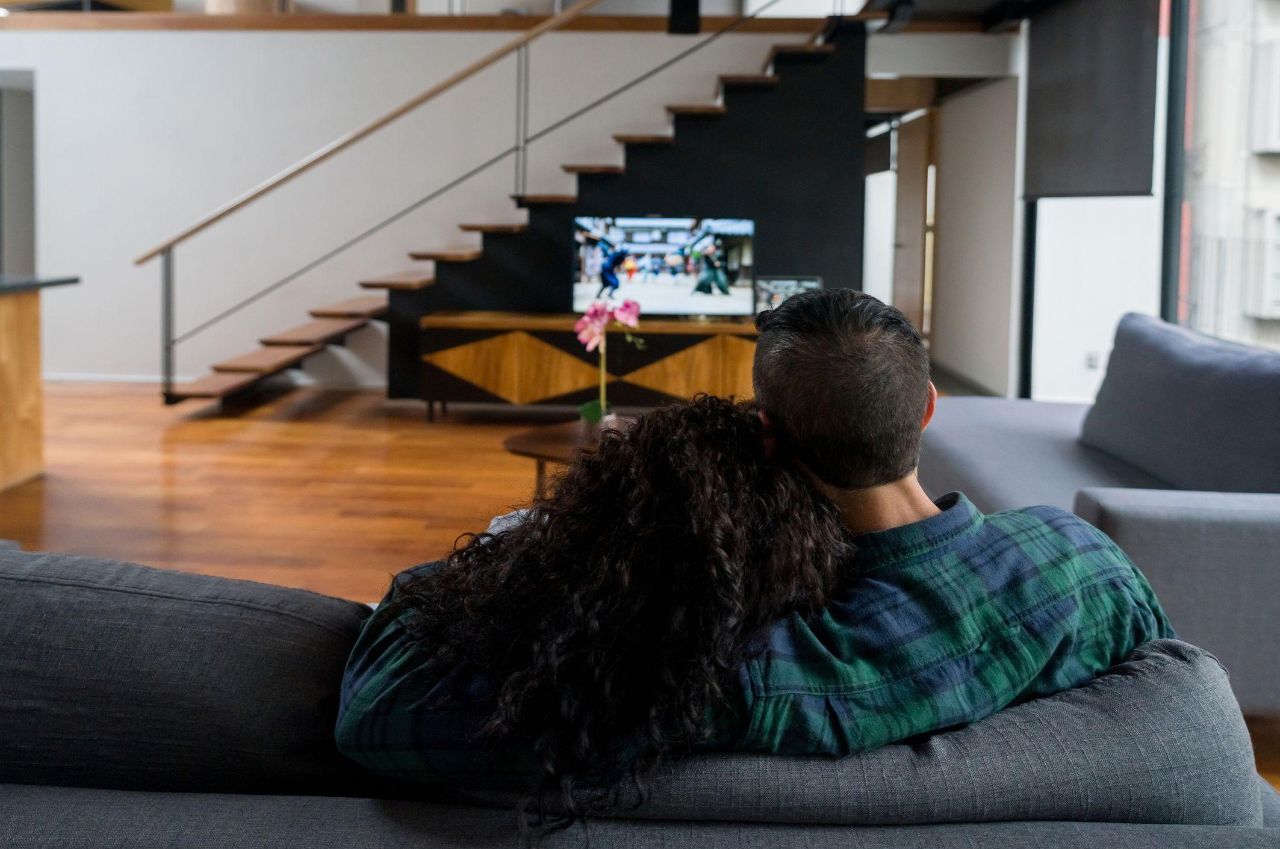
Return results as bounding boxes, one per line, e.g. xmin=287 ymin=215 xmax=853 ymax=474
xmin=0 ymin=275 xmax=80 ymax=296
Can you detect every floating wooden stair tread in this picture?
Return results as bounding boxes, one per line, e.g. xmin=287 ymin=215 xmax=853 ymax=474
xmin=169 ymin=371 xmax=260 ymax=400
xmin=458 ymin=223 xmax=528 ymax=234
xmin=720 ymin=74 xmax=779 ymax=87
xmin=614 ymin=133 xmax=674 ymax=145
xmin=213 ymin=344 xmax=322 ymax=374
xmin=512 ymin=194 xmax=578 ymax=205
xmin=408 ymin=248 xmax=484 ymax=262
xmin=261 ymin=317 xmax=368 ymax=347
xmin=765 ymin=43 xmax=835 ymax=68
xmin=562 ymin=164 xmax=625 ymax=175
xmin=358 ymin=271 xmax=435 ymax=291
xmin=667 ymin=103 xmax=727 ymax=116
xmin=310 ymin=295 xmax=388 ymax=319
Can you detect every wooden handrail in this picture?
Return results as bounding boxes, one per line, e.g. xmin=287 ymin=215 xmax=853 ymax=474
xmin=0 ymin=14 xmax=830 ymax=33
xmin=134 ymin=0 xmax=604 ymax=265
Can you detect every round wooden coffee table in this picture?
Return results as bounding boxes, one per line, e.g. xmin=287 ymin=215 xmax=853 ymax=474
xmin=503 ymin=418 xmax=626 ymax=499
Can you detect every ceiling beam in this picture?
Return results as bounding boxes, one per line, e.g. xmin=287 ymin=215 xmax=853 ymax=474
xmin=866 ymin=77 xmax=936 ymax=113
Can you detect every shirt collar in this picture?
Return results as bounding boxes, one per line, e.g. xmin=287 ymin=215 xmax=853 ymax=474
xmin=851 ymin=492 xmax=983 ymax=569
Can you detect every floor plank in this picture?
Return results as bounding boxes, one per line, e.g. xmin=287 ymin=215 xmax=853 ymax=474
xmin=1248 ymin=717 xmax=1280 ymax=792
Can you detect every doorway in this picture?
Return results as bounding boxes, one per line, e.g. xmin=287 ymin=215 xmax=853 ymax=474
xmin=0 ymin=73 xmax=36 ymax=277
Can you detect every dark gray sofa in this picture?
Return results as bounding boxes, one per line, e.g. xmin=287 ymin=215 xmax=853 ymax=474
xmin=2 ymin=548 xmax=1279 ymax=847
xmin=920 ymin=314 xmax=1280 ymax=716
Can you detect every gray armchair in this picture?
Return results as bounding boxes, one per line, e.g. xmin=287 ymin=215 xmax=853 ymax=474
xmin=920 ymin=314 xmax=1280 ymax=714
xmin=1074 ymin=488 xmax=1280 ymax=715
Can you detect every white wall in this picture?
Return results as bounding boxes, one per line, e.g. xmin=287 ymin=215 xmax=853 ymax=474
xmin=1030 ymin=197 xmax=1161 ymax=402
xmin=0 ymin=28 xmax=796 ymax=384
xmin=861 ymin=168 xmax=894 ymax=304
xmin=930 ymin=77 xmax=1021 ymax=396
xmin=746 ymin=0 xmax=845 ymax=16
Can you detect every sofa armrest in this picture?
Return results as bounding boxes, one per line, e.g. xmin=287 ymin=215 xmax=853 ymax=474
xmin=1074 ymin=487 xmax=1280 ymax=716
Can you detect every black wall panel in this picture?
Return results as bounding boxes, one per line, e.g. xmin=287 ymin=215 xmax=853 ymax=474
xmin=425 ymin=22 xmax=867 ymax=314
xmin=388 ymin=24 xmax=867 ymax=398
xmin=1025 ymin=0 xmax=1160 ymax=198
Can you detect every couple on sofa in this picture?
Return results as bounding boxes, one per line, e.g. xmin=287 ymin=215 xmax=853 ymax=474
xmin=337 ymin=290 xmax=1173 ymax=820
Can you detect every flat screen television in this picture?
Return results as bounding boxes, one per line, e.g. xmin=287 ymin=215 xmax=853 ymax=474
xmin=573 ymin=216 xmax=755 ymax=317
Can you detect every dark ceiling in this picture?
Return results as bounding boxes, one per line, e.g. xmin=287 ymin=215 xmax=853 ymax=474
xmin=862 ymin=0 xmax=1045 ymax=31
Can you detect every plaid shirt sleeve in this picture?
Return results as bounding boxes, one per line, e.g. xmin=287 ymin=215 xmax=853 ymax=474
xmin=334 ymin=562 xmax=539 ymax=789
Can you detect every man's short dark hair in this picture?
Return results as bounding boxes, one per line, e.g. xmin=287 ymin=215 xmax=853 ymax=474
xmin=753 ymin=289 xmax=931 ymax=490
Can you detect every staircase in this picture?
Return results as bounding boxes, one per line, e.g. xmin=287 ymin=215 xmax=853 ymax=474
xmin=167 ymin=25 xmax=860 ymax=405
xmin=173 ymin=296 xmax=390 ymax=400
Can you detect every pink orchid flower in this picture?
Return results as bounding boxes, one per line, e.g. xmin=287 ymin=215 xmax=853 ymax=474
xmin=574 ymin=301 xmax=610 ymax=352
xmin=613 ymin=299 xmax=641 ymax=329
xmin=575 ymin=299 xmax=641 ymax=352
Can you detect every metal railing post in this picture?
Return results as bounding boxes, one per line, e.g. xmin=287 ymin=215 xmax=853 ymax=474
xmin=514 ymin=44 xmax=530 ymax=197
xmin=161 ymin=247 xmax=177 ymax=404
xmin=521 ymin=44 xmax=531 ymax=197
xmin=514 ymin=46 xmax=521 ymax=195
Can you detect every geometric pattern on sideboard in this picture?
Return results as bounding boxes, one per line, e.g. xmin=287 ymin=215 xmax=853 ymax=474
xmin=422 ymin=326 xmax=757 ymax=407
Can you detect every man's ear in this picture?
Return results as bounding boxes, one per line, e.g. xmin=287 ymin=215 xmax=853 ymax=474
xmin=921 ymin=382 xmax=938 ymax=432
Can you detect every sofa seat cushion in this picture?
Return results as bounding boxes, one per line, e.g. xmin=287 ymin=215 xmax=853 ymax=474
xmin=460 ymin=641 xmax=1260 ymax=828
xmin=918 ymin=397 xmax=1168 ymax=513
xmin=1 ymin=785 xmax=1277 ymax=849
xmin=1081 ymin=313 xmax=1280 ymax=493
xmin=0 ymin=549 xmax=377 ymax=795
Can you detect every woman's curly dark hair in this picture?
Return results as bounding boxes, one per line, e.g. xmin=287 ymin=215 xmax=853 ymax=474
xmin=388 ymin=395 xmax=853 ymax=830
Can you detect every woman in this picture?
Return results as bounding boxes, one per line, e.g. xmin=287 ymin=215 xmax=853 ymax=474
xmin=336 ymin=395 xmax=852 ymax=825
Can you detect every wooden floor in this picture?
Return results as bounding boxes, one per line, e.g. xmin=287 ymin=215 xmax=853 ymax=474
xmin=0 ymin=382 xmax=561 ymax=603
xmin=1 ymin=381 xmax=1276 ymax=790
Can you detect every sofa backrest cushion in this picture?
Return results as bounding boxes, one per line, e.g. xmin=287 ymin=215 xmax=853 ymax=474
xmin=0 ymin=549 xmax=378 ymax=795
xmin=463 ymin=641 xmax=1261 ymax=827
xmin=1080 ymin=313 xmax=1280 ymax=493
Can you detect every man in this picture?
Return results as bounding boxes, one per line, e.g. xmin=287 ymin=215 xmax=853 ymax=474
xmin=740 ymin=289 xmax=1172 ymax=754
xmin=692 ymin=241 xmax=731 ymax=295
xmin=595 ymin=247 xmax=628 ymax=299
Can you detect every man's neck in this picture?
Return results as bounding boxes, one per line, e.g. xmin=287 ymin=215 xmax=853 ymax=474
xmin=821 ymin=472 xmax=941 ymax=536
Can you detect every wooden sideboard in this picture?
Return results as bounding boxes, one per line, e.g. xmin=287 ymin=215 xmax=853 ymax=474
xmin=419 ymin=311 xmax=757 ymax=416
xmin=0 ymin=275 xmax=78 ymax=492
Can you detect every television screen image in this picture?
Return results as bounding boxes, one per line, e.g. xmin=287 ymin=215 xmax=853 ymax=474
xmin=573 ymin=216 xmax=755 ymax=316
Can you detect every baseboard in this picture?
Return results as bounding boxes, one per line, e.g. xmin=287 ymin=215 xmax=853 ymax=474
xmin=929 ymin=362 xmax=1003 ymax=398
xmin=42 ymin=372 xmax=388 ymax=390
xmin=44 ymin=373 xmax=178 ymax=384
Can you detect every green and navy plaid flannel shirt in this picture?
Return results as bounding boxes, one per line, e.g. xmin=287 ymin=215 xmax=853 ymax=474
xmin=335 ymin=493 xmax=1173 ymax=786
